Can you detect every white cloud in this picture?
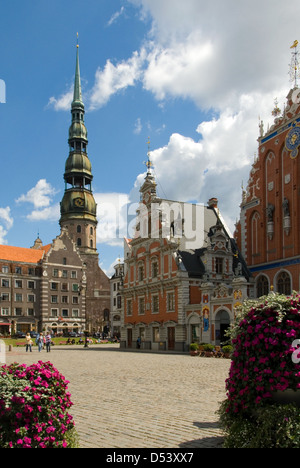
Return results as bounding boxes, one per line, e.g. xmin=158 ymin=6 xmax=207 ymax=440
xmin=130 ymin=0 xmax=300 ymax=111
xmin=143 ymin=34 xmax=214 ymax=105
xmin=0 ymin=207 xmax=14 ymax=230
xmin=124 ymin=0 xmax=300 ymax=233
xmin=27 ymin=204 xmax=60 ymax=222
xmin=16 ymin=180 xmax=60 ymax=223
xmin=50 ymin=0 xmax=300 ymax=113
xmin=16 ymin=179 xmax=58 ymax=209
xmin=0 ymin=207 xmax=14 ymax=244
xmin=95 ymin=192 xmax=130 ymax=246
xmin=130 ymin=87 xmax=288 ymax=233
xmin=47 ymin=0 xmax=300 ymax=241
xmin=134 ymin=117 xmax=142 ymax=134
xmin=48 ymin=86 xmax=73 ymax=111
xmin=107 ymin=6 xmax=125 ymax=27
xmin=89 ymin=49 xmax=146 ymax=109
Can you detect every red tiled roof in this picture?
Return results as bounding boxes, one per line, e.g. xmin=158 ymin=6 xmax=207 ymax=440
xmin=0 ymin=245 xmax=47 ymax=264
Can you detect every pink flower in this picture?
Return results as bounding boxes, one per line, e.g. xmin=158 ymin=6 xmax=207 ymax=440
xmin=46 ymin=426 xmax=56 ymax=434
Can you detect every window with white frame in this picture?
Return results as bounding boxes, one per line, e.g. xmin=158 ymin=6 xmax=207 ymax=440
xmin=127 ymin=299 xmax=132 ymax=316
xmin=15 ymin=293 xmax=23 ymax=302
xmin=27 ymin=294 xmax=35 ymax=303
xmin=152 ymin=294 xmax=159 ymax=314
xmin=277 ymin=271 xmax=291 ymax=295
xmin=138 ymin=297 xmax=145 ymax=315
xmin=152 ymin=259 xmax=159 ymax=278
xmin=138 ymin=264 xmax=144 ymax=282
xmin=2 ymin=279 xmax=9 ymax=288
xmin=167 ymin=292 xmax=175 ymax=312
xmin=15 ymin=280 xmax=23 ymax=288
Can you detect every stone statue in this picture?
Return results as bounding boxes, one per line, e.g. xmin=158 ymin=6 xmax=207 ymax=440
xmin=267 ymin=203 xmax=275 ymax=222
xmin=283 ymin=197 xmax=290 ymax=217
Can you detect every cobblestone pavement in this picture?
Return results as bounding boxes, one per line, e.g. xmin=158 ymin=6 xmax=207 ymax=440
xmin=5 ymin=345 xmax=230 ymax=449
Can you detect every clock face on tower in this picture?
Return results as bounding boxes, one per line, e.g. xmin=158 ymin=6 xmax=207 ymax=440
xmin=74 ymin=197 xmax=85 ymax=208
xmin=285 ymin=125 xmax=300 ymax=159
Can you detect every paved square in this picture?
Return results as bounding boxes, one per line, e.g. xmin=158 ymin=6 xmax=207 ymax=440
xmin=5 ymin=345 xmax=230 ymax=448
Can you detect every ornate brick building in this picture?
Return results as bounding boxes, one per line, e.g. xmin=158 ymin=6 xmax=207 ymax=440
xmin=235 ymin=83 xmax=300 ymax=296
xmin=121 ymin=158 xmax=252 ymax=351
xmin=0 ymin=231 xmax=86 ymax=335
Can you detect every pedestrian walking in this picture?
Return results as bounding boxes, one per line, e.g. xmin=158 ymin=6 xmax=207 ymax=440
xmin=45 ymin=332 xmax=52 ymax=353
xmin=37 ymin=333 xmax=44 ymax=352
xmin=25 ymin=333 xmax=33 ymax=353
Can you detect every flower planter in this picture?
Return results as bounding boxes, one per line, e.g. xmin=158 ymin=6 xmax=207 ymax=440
xmin=272 ymin=389 xmax=300 ymax=407
xmin=190 ymin=351 xmax=199 ymax=356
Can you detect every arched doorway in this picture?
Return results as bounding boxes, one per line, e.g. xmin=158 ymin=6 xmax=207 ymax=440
xmin=215 ymin=309 xmax=231 ymax=345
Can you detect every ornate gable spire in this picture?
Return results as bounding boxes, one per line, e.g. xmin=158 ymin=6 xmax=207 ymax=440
xmin=140 ymin=138 xmax=157 ymax=203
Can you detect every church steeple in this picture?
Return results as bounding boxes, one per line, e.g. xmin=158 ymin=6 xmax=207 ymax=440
xmin=60 ymin=39 xmax=98 ymax=254
xmin=73 ymin=37 xmax=83 ymax=107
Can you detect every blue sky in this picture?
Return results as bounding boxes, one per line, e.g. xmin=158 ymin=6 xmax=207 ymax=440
xmin=0 ymin=0 xmax=300 ymax=276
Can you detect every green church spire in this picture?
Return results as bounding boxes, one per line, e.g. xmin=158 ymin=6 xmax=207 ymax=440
xmin=72 ymin=35 xmax=83 ymax=109
xmin=60 ymin=39 xmax=98 ymax=250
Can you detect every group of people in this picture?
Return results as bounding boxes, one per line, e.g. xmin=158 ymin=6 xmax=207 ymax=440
xmin=25 ymin=332 xmax=52 ymax=353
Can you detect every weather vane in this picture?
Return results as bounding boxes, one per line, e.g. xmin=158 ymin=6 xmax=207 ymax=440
xmin=145 ymin=137 xmax=154 ymax=173
xmin=289 ymin=40 xmax=300 ymax=88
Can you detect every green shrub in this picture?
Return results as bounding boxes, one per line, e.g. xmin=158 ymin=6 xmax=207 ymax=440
xmin=222 ymin=345 xmax=233 ymax=355
xmin=189 ymin=343 xmax=199 ymax=351
xmin=203 ymin=344 xmax=214 ymax=352
xmin=219 ymin=401 xmax=300 ymax=448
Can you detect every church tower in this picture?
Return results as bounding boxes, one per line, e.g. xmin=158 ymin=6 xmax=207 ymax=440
xmin=60 ymin=41 xmax=97 ymax=253
xmin=60 ymin=40 xmax=110 ymax=333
